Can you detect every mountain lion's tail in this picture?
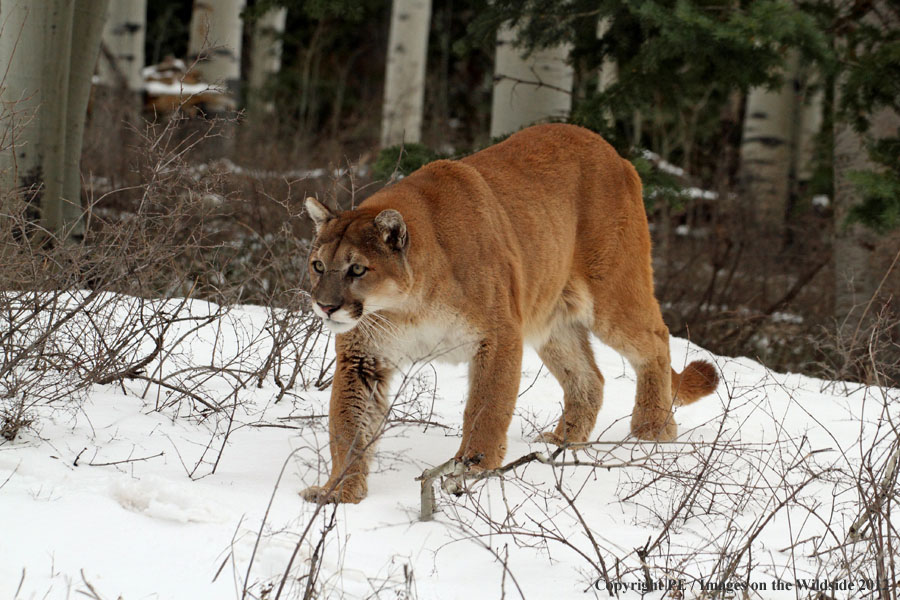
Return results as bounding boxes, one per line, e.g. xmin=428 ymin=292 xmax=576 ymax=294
xmin=671 ymin=361 xmax=719 ymax=406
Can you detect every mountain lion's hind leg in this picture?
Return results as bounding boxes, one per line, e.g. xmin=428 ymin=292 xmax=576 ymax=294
xmin=536 ymin=322 xmax=604 ymax=446
xmin=587 ymin=245 xmax=678 ymax=441
xmin=593 ymin=311 xmax=677 ymax=442
xmin=627 ymin=327 xmax=677 ymax=441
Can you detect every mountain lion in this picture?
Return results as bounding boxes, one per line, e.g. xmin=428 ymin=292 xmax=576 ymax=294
xmin=302 ymin=124 xmax=718 ymax=503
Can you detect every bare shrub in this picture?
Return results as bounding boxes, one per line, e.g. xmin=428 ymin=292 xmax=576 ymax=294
xmin=819 ymin=298 xmax=900 ymax=389
xmin=413 ymin=369 xmax=898 ymax=599
xmin=231 ymin=354 xmax=455 ymax=599
xmin=0 ymin=98 xmax=329 ymax=452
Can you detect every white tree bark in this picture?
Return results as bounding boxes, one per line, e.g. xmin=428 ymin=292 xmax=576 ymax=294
xmin=0 ymin=0 xmax=108 ymax=238
xmin=381 ymin=0 xmax=432 ymax=147
xmin=246 ymin=6 xmax=287 ymax=116
xmin=188 ymin=0 xmax=245 ymax=96
xmin=596 ymin=17 xmax=617 ymax=126
xmin=490 ymin=23 xmax=573 ymax=139
xmin=98 ymin=0 xmax=147 ymax=91
xmin=38 ymin=0 xmax=75 ymax=237
xmin=0 ymin=1 xmax=50 ymax=213
xmin=63 ymin=0 xmax=110 ymax=237
xmin=737 ymin=52 xmax=799 ymax=229
xmin=793 ymin=70 xmax=823 ymax=188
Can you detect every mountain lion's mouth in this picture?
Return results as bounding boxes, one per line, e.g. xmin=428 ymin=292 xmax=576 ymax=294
xmin=311 ymin=302 xmax=358 ymax=334
xmin=320 ymin=315 xmax=357 ymax=334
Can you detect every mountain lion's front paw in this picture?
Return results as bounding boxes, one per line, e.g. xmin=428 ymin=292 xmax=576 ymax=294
xmin=300 ymin=479 xmax=366 ymax=504
xmin=535 ymin=430 xmax=565 ymax=446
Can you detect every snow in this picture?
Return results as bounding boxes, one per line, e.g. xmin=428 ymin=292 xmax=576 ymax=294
xmin=638 ymin=148 xmax=720 ymax=204
xmin=641 ymin=149 xmax=685 ymax=177
xmin=144 ymin=79 xmax=224 ymax=97
xmin=1 ymin=298 xmax=895 ymax=599
xmin=139 ymin=59 xmax=228 ymax=99
xmin=142 ymin=60 xmax=187 ymax=80
xmin=190 ymin=157 xmax=370 ymax=182
xmin=812 ymin=194 xmax=830 ymax=208
xmin=644 ymin=186 xmax=718 ymax=206
xmin=684 ymin=186 xmax=717 ymax=200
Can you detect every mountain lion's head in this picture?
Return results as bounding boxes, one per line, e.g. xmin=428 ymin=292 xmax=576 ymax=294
xmin=304 ymin=197 xmax=411 ymax=334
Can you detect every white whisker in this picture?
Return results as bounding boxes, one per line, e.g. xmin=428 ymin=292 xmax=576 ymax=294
xmin=369 ymin=313 xmax=400 ymax=337
xmin=363 ymin=312 xmax=400 ymax=344
xmin=364 ymin=317 xmax=392 ymax=341
xmin=371 ymin=312 xmax=401 ymax=337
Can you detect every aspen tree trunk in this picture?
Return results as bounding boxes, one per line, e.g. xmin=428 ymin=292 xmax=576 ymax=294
xmin=0 ymin=1 xmax=50 ymax=214
xmin=596 ymin=17 xmax=617 ymax=126
xmin=0 ymin=1 xmax=108 ymax=239
xmin=833 ymin=1 xmax=900 ymax=325
xmin=737 ymin=52 xmax=799 ymax=232
xmin=381 ymin=0 xmax=432 ymax=147
xmin=490 ymin=23 xmax=573 ymax=138
xmin=246 ymin=6 xmax=287 ymax=117
xmin=793 ymin=71 xmax=823 ymax=192
xmin=96 ymin=0 xmax=144 ymax=191
xmin=188 ymin=0 xmax=245 ymax=96
xmin=98 ymin=0 xmax=147 ymax=91
xmin=63 ymin=0 xmax=110 ymax=237
xmin=38 ymin=0 xmax=75 ymax=237
xmin=833 ymin=107 xmax=898 ymax=323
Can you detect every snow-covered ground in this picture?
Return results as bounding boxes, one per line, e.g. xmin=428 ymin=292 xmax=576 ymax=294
xmin=1 ymin=299 xmax=895 ymax=599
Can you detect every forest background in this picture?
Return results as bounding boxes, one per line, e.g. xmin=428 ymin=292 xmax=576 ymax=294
xmin=1 ymin=2 xmax=899 ymax=596
xmin=1 ymin=0 xmax=898 ymax=385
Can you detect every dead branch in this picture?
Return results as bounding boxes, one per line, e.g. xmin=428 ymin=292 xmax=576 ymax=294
xmin=88 ymin=451 xmax=164 ymax=467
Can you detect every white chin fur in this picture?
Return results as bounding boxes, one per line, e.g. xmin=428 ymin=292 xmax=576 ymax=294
xmin=311 ymin=304 xmax=358 ymax=334
xmin=321 ymin=318 xmax=357 ymax=334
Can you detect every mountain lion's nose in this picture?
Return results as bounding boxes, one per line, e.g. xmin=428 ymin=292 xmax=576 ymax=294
xmin=317 ymin=302 xmax=342 ymax=316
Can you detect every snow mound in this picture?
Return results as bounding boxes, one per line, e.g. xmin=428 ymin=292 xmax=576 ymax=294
xmin=112 ymin=475 xmax=223 ymax=523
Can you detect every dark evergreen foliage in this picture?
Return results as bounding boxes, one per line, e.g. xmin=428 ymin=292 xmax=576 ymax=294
xmin=464 ymin=0 xmax=897 ymax=233
xmin=834 ymin=4 xmax=900 ymax=232
xmin=372 ymin=143 xmax=445 ymax=180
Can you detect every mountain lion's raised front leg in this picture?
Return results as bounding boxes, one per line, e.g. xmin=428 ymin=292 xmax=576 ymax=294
xmin=456 ymin=332 xmax=524 ymax=469
xmin=301 ymin=335 xmax=393 ymax=504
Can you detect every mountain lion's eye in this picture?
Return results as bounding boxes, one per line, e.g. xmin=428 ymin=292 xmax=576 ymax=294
xmin=312 ymin=260 xmax=325 ymax=273
xmin=349 ymin=264 xmax=367 ymax=277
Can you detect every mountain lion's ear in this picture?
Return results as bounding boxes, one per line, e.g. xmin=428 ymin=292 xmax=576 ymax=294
xmin=374 ymin=209 xmax=408 ymax=252
xmin=305 ymin=197 xmax=335 ymax=234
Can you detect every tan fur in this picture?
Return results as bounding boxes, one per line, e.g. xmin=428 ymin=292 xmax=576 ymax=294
xmin=301 ymin=124 xmax=719 ymax=504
